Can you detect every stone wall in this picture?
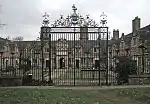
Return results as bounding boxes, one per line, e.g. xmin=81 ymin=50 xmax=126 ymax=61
xmin=129 ymin=74 xmax=150 ymax=85
xmin=0 ymin=76 xmax=22 ymax=87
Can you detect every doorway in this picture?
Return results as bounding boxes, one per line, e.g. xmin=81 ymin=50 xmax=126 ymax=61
xmin=95 ymin=60 xmax=99 ymax=69
xmin=27 ymin=60 xmax=31 ymax=69
xmin=46 ymin=60 xmax=49 ymax=68
xmin=60 ymin=58 xmax=65 ymax=68
xmin=76 ymin=60 xmax=79 ymax=69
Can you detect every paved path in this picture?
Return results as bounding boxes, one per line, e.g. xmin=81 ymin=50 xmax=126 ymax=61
xmin=44 ymin=69 xmax=69 ymax=81
xmin=1 ymin=85 xmax=150 ymax=90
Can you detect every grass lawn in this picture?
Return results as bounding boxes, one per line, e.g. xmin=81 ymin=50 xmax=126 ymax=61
xmin=0 ymin=87 xmax=150 ymax=104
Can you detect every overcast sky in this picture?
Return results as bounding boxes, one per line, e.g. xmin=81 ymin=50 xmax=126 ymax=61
xmin=0 ymin=0 xmax=150 ymax=40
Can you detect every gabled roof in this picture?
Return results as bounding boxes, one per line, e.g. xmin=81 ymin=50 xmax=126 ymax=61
xmin=109 ymin=24 xmax=150 ymax=49
xmin=14 ymin=41 xmax=34 ymax=51
xmin=67 ymin=39 xmax=109 ymax=53
xmin=0 ymin=37 xmax=15 ymax=52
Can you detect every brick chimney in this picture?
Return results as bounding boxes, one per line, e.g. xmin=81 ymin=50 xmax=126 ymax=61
xmin=112 ymin=29 xmax=119 ymax=40
xmin=132 ymin=16 xmax=141 ymax=33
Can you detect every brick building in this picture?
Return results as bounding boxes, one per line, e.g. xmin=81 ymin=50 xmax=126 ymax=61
xmin=109 ymin=16 xmax=150 ymax=74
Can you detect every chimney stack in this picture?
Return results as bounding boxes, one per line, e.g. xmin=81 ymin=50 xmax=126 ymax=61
xmin=132 ymin=16 xmax=140 ymax=33
xmin=112 ymin=29 xmax=119 ymax=40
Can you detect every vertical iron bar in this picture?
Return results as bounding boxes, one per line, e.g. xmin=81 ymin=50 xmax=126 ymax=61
xmin=142 ymin=48 xmax=144 ymax=73
xmin=12 ymin=54 xmax=14 ymax=67
xmin=1 ymin=53 xmax=2 ymax=76
xmin=33 ymin=44 xmax=36 ymax=80
xmin=106 ymin=27 xmax=109 ymax=85
xmin=98 ymin=28 xmax=101 ymax=86
xmin=74 ymin=26 xmax=76 ymax=86
xmin=49 ymin=33 xmax=52 ymax=85
xmin=12 ymin=53 xmax=14 ymax=76
xmin=41 ymin=37 xmax=44 ymax=81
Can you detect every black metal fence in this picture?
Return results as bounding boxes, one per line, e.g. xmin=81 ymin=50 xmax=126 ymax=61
xmin=0 ymin=26 xmax=150 ymax=86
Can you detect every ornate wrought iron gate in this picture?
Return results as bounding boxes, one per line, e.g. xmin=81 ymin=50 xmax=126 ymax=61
xmin=40 ymin=4 xmax=111 ymax=86
xmin=0 ymin=4 xmax=123 ymax=86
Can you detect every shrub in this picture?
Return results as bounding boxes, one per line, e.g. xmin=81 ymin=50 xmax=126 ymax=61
xmin=115 ymin=56 xmax=137 ymax=85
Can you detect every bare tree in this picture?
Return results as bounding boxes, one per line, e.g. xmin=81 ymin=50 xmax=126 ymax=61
xmin=12 ymin=36 xmax=24 ymax=41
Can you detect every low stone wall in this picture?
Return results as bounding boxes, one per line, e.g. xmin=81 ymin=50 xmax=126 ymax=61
xmin=129 ymin=74 xmax=150 ymax=85
xmin=0 ymin=76 xmax=22 ymax=87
